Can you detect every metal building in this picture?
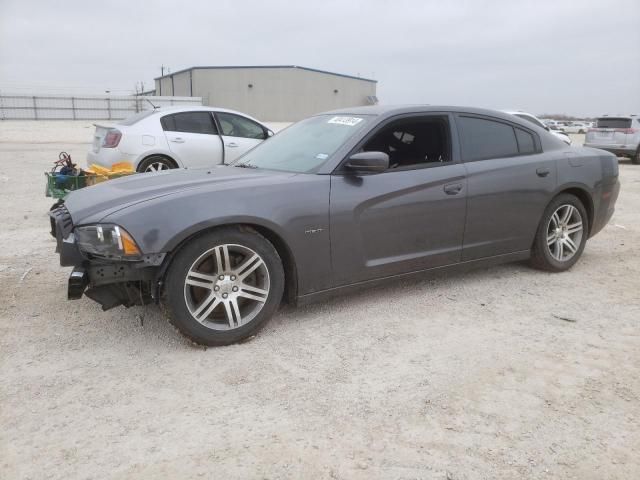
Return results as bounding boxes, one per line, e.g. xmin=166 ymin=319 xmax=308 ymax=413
xmin=154 ymin=65 xmax=378 ymax=121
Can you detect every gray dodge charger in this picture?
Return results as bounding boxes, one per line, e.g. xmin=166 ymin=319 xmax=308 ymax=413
xmin=50 ymin=106 xmax=620 ymax=346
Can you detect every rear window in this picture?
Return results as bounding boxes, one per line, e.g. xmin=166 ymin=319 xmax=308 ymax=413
xmin=118 ymin=110 xmax=156 ymax=126
xmin=515 ymin=128 xmax=536 ymax=154
xmin=161 ymin=112 xmax=217 ymax=135
xmin=596 ymin=117 xmax=631 ymax=129
xmin=458 ymin=116 xmax=519 ymax=161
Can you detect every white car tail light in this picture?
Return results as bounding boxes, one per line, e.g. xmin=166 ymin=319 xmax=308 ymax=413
xmin=102 ymin=129 xmax=122 ymax=148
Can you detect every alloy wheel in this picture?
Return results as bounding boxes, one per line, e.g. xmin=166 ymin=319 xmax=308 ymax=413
xmin=183 ymin=244 xmax=270 ymax=330
xmin=145 ymin=162 xmax=170 ymax=172
xmin=546 ymin=204 xmax=583 ymax=262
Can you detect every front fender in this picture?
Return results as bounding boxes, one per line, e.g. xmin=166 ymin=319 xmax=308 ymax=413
xmin=101 ymin=174 xmax=332 ymax=295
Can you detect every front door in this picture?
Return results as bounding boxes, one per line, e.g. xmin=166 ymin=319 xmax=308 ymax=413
xmin=329 ymin=114 xmax=467 ymax=286
xmin=214 ymin=112 xmax=268 ymax=164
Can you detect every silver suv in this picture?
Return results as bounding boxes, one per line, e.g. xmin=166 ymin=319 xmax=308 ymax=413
xmin=585 ymin=115 xmax=640 ymax=164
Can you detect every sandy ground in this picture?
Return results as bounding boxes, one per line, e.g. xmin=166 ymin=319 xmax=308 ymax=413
xmin=1 ymin=122 xmax=639 ymax=480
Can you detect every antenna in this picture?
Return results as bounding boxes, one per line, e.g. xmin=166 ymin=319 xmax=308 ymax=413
xmin=145 ymin=98 xmax=159 ymax=110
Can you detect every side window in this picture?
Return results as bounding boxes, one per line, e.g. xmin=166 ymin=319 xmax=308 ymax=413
xmin=161 ymin=112 xmax=217 ymax=135
xmin=216 ymin=112 xmax=267 ymax=140
xmin=515 ymin=128 xmax=536 ymax=154
xmin=360 ymin=116 xmax=451 ymax=170
xmin=458 ymin=116 xmax=519 ymax=161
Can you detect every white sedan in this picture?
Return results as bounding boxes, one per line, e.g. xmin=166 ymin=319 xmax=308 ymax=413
xmin=503 ymin=111 xmax=572 ymax=145
xmin=563 ymin=122 xmax=591 ymax=134
xmin=87 ymin=106 xmax=273 ymax=172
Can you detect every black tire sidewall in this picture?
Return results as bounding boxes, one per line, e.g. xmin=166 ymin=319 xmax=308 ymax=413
xmin=633 ymin=146 xmax=640 ymax=165
xmin=137 ymin=155 xmax=175 ymax=173
xmin=533 ymin=194 xmax=589 ymax=272
xmin=162 ymin=227 xmax=284 ymax=346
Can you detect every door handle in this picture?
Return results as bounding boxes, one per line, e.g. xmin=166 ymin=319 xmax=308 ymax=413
xmin=536 ymin=167 xmax=550 ymax=177
xmin=170 ymin=137 xmax=185 ymax=143
xmin=443 ymin=183 xmax=463 ymax=195
xmin=226 ymin=142 xmax=239 ymax=148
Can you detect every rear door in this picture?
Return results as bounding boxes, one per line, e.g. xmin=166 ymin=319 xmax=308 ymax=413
xmin=161 ymin=111 xmax=223 ymax=168
xmin=456 ymin=114 xmax=557 ymax=260
xmin=214 ymin=112 xmax=268 ymax=163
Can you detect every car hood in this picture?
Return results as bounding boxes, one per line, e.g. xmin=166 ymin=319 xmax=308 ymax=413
xmin=64 ymin=166 xmax=293 ymax=224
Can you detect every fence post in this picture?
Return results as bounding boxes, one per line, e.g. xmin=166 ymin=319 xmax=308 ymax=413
xmin=33 ymin=96 xmax=38 ymax=120
xmin=71 ymin=97 xmax=76 ymax=120
xmin=107 ymin=97 xmax=111 ymax=120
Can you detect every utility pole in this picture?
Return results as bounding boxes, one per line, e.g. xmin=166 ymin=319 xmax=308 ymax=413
xmin=159 ymin=65 xmax=164 ymax=95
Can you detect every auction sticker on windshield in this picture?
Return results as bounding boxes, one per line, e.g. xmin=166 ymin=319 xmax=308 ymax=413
xmin=327 ymin=116 xmax=363 ymax=126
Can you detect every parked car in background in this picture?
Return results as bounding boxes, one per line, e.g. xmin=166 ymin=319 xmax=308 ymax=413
xmin=50 ymin=105 xmax=619 ymax=346
xmin=504 ymin=111 xmax=572 ymax=145
xmin=87 ymin=106 xmax=273 ymax=172
xmin=564 ymin=122 xmax=591 ymax=134
xmin=585 ymin=115 xmax=640 ymax=164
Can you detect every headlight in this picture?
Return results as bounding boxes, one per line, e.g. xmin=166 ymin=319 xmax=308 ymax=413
xmin=75 ymin=224 xmax=141 ymax=260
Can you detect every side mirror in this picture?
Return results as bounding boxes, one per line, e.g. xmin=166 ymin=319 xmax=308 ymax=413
xmin=266 ymin=129 xmax=274 ymax=137
xmin=344 ymin=151 xmax=389 ymax=174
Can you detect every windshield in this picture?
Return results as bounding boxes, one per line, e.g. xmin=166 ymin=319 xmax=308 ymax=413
xmin=233 ymin=114 xmax=372 ymax=173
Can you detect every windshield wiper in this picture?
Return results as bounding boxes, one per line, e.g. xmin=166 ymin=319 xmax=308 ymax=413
xmin=234 ymin=163 xmax=259 ymax=169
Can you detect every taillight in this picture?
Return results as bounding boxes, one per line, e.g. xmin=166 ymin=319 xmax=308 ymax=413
xmin=587 ymin=128 xmax=600 ymax=133
xmin=616 ymin=128 xmax=639 ymax=134
xmin=102 ymin=129 xmax=122 ymax=148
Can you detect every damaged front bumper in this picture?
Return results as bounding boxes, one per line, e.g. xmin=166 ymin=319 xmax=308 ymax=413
xmin=49 ymin=203 xmax=165 ymax=310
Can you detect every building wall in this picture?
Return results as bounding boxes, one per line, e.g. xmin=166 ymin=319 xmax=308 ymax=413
xmin=156 ymin=71 xmax=191 ymax=97
xmin=156 ymin=67 xmax=376 ymax=121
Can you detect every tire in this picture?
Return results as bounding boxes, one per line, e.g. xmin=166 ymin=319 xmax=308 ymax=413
xmin=530 ymin=194 xmax=589 ymax=272
xmin=632 ymin=146 xmax=640 ymax=165
xmin=578 ymin=129 xmax=585 ymax=134
xmin=137 ymin=155 xmax=176 ymax=173
xmin=161 ymin=227 xmax=285 ymax=346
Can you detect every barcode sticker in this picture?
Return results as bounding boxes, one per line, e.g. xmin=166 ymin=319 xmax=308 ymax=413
xmin=327 ymin=116 xmax=363 ymax=126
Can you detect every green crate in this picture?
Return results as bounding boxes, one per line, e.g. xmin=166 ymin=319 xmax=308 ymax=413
xmin=44 ymin=171 xmax=136 ymax=199
xmin=45 ymin=172 xmax=96 ymax=199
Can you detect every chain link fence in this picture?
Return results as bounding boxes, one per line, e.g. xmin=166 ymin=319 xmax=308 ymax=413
xmin=0 ymin=94 xmax=202 ymax=120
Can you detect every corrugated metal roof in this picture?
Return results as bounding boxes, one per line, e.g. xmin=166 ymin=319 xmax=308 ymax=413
xmin=154 ymin=65 xmax=377 ymax=83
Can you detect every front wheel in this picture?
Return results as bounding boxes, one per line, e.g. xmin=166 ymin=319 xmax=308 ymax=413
xmin=530 ymin=194 xmax=589 ymax=272
xmin=162 ymin=227 xmax=284 ymax=346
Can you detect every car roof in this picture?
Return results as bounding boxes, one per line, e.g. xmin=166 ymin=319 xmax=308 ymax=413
xmin=321 ymin=105 xmax=535 ymax=124
xmin=150 ymin=105 xmax=265 ymax=124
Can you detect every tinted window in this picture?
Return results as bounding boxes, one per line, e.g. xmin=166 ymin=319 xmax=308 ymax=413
xmin=515 ymin=128 xmax=536 ymax=154
xmin=360 ymin=116 xmax=451 ymax=169
xmin=161 ymin=112 xmax=217 ymax=134
xmin=458 ymin=116 xmax=519 ymax=161
xmin=596 ymin=117 xmax=632 ymax=129
xmin=216 ymin=112 xmax=266 ymax=139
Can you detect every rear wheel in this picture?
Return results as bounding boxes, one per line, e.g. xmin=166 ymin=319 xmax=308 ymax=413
xmin=137 ymin=155 xmax=176 ymax=173
xmin=632 ymin=146 xmax=640 ymax=165
xmin=530 ymin=194 xmax=588 ymax=272
xmin=162 ymin=227 xmax=284 ymax=346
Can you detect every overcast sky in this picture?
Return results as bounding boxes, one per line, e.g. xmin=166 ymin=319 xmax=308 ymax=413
xmin=1 ymin=0 xmax=638 ymax=117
